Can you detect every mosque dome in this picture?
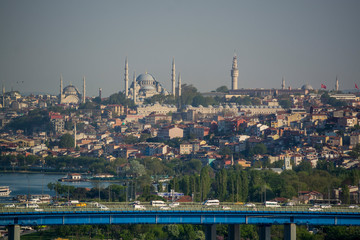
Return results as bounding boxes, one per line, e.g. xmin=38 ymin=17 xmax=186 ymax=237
xmin=137 ymin=73 xmax=156 ymax=86
xmin=141 ymin=85 xmax=156 ymax=91
xmin=301 ymin=84 xmax=313 ymax=90
xmin=63 ymin=85 xmax=79 ymax=95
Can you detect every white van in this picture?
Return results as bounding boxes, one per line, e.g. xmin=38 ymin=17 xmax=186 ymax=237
xmin=134 ymin=204 xmax=146 ymax=210
xmin=265 ymin=201 xmax=281 ymax=208
xmin=203 ymin=199 xmax=220 ymax=206
xmin=151 ymin=200 xmax=166 ymax=207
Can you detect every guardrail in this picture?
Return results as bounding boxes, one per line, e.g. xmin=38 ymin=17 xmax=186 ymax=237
xmin=1 ymin=202 xmax=360 ymax=213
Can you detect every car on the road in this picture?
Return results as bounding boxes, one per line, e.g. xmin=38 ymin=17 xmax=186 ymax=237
xmin=133 ymin=204 xmax=146 ymax=210
xmin=244 ymin=203 xmax=256 ymax=208
xmin=308 ymin=207 xmax=322 ymax=211
xmin=160 ymin=206 xmax=171 ymax=210
xmin=221 ymin=206 xmax=231 ymax=210
xmin=349 ymin=205 xmax=359 ymax=209
xmin=4 ymin=204 xmax=15 ymax=208
xmin=169 ymin=202 xmax=179 ymax=208
xmin=320 ymin=204 xmax=331 ymax=209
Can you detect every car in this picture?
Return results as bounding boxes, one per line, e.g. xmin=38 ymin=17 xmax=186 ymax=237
xmin=348 ymin=205 xmax=359 ymax=209
xmin=221 ymin=206 xmax=231 ymax=210
xmin=98 ymin=204 xmax=109 ymax=210
xmin=133 ymin=204 xmax=146 ymax=210
xmin=34 ymin=208 xmax=44 ymax=212
xmin=244 ymin=203 xmax=256 ymax=208
xmin=169 ymin=202 xmax=179 ymax=208
xmin=308 ymin=207 xmax=322 ymax=211
xmin=160 ymin=206 xmax=171 ymax=210
xmin=235 ymin=202 xmax=244 ymax=205
xmin=4 ymin=204 xmax=15 ymax=208
xmin=320 ymin=204 xmax=331 ymax=209
xmin=284 ymin=202 xmax=295 ymax=206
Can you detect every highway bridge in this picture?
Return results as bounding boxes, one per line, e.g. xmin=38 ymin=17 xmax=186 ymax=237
xmin=1 ymin=203 xmax=360 ymax=240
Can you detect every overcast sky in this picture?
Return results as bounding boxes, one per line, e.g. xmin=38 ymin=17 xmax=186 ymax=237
xmin=1 ymin=0 xmax=360 ymax=97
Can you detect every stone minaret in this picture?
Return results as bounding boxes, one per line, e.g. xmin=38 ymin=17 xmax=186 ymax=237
xmin=178 ymin=72 xmax=182 ymax=97
xmin=335 ymin=76 xmax=339 ymax=91
xmin=172 ymin=58 xmax=176 ymax=96
xmin=231 ymin=54 xmax=239 ymax=90
xmin=133 ymin=72 xmax=137 ymax=104
xmin=282 ymin=77 xmax=285 ymax=90
xmin=124 ymin=57 xmax=129 ymax=97
xmin=74 ymin=122 xmax=77 ymax=148
xmin=60 ymin=74 xmax=63 ymax=104
xmin=99 ymin=88 xmax=102 ymax=99
xmin=82 ymin=76 xmax=86 ymax=103
xmin=2 ymin=84 xmax=5 ymax=108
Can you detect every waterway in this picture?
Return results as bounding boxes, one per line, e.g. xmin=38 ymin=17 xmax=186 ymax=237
xmin=0 ymin=173 xmax=114 ymax=201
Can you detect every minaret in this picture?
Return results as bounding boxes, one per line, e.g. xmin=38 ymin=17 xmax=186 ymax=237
xmin=282 ymin=77 xmax=285 ymax=90
xmin=171 ymin=58 xmax=176 ymax=96
xmin=2 ymin=84 xmax=5 ymax=108
xmin=82 ymin=76 xmax=86 ymax=103
xmin=60 ymin=74 xmax=63 ymax=104
xmin=99 ymin=88 xmax=102 ymax=99
xmin=231 ymin=54 xmax=239 ymax=90
xmin=178 ymin=72 xmax=182 ymax=97
xmin=124 ymin=57 xmax=129 ymax=97
xmin=133 ymin=72 xmax=137 ymax=104
xmin=74 ymin=122 xmax=77 ymax=148
xmin=335 ymin=76 xmax=339 ymax=91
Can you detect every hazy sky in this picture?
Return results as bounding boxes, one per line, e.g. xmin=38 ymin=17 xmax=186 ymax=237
xmin=1 ymin=0 xmax=360 ymax=97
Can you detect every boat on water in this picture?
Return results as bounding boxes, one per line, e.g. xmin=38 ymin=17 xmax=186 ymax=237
xmin=0 ymin=186 xmax=11 ymax=196
xmin=58 ymin=173 xmax=88 ymax=182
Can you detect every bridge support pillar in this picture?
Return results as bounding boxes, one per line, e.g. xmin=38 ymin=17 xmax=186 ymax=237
xmin=8 ymin=225 xmax=20 ymax=240
xmin=284 ymin=223 xmax=296 ymax=240
xmin=259 ymin=225 xmax=271 ymax=240
xmin=205 ymin=224 xmax=216 ymax=240
xmin=228 ymin=224 xmax=240 ymax=240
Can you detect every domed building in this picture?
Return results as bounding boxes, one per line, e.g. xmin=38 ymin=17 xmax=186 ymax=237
xmin=301 ymin=84 xmax=314 ymax=90
xmin=128 ymin=73 xmax=168 ymax=101
xmin=59 ymin=75 xmax=86 ymax=104
xmin=124 ymin=58 xmax=181 ymax=103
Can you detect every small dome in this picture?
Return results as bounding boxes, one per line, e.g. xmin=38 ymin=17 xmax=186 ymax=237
xmin=141 ymin=85 xmax=156 ymax=91
xmin=301 ymin=84 xmax=313 ymax=90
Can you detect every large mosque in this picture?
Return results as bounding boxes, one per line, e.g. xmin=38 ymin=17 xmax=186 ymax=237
xmin=124 ymin=58 xmax=182 ymax=103
xmin=59 ymin=75 xmax=85 ymax=104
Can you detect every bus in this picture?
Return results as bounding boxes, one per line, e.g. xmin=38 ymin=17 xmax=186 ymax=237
xmin=151 ymin=200 xmax=166 ymax=207
xmin=203 ymin=199 xmax=220 ymax=206
xmin=265 ymin=201 xmax=281 ymax=208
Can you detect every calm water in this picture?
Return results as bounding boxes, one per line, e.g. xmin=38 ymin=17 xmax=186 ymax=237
xmin=0 ymin=173 xmax=112 ymax=199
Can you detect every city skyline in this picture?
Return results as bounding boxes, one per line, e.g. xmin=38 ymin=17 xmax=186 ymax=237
xmin=1 ymin=0 xmax=360 ymax=97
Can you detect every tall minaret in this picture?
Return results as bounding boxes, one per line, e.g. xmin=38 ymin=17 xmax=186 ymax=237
xmin=171 ymin=58 xmax=176 ymax=96
xmin=335 ymin=76 xmax=339 ymax=91
xmin=2 ymin=84 xmax=5 ymax=108
xmin=133 ymin=72 xmax=137 ymax=104
xmin=74 ymin=122 xmax=77 ymax=148
xmin=60 ymin=74 xmax=63 ymax=104
xmin=99 ymin=88 xmax=102 ymax=99
xmin=178 ymin=72 xmax=182 ymax=97
xmin=231 ymin=54 xmax=239 ymax=90
xmin=282 ymin=77 xmax=285 ymax=90
xmin=82 ymin=76 xmax=86 ymax=103
xmin=124 ymin=57 xmax=129 ymax=97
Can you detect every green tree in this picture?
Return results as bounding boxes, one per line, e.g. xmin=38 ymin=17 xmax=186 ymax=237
xmin=59 ymin=133 xmax=75 ymax=148
xmin=216 ymin=86 xmax=229 ymax=93
xmin=200 ymin=166 xmax=211 ymax=201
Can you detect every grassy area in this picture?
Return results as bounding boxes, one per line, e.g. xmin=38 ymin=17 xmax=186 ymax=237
xmin=21 ymin=229 xmax=58 ymax=240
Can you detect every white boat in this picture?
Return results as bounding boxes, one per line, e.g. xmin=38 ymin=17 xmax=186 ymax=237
xmin=0 ymin=186 xmax=11 ymax=196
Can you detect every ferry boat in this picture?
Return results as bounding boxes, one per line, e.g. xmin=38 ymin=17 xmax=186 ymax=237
xmin=58 ymin=173 xmax=88 ymax=182
xmin=0 ymin=186 xmax=11 ymax=196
